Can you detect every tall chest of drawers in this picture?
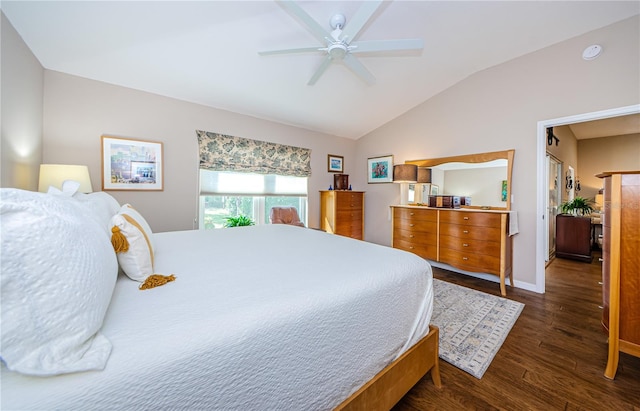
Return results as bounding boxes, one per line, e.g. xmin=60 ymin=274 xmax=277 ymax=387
xmin=320 ymin=191 xmax=364 ymax=240
xmin=598 ymin=171 xmax=640 ymax=379
xmin=391 ymin=205 xmax=513 ymax=296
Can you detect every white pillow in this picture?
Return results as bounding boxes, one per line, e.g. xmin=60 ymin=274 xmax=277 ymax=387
xmin=0 ymin=188 xmax=118 ymax=376
xmin=110 ymin=204 xmax=155 ymax=281
xmin=73 ymin=191 xmax=121 ymax=234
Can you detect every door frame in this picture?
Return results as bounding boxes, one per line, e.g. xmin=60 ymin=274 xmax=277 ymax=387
xmin=535 ymin=104 xmax=640 ymax=294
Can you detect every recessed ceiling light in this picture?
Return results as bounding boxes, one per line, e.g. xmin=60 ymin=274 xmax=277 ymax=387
xmin=582 ymin=44 xmax=603 ymax=61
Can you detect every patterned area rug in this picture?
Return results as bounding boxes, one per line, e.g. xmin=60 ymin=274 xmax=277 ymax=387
xmin=431 ymin=278 xmax=524 ymax=379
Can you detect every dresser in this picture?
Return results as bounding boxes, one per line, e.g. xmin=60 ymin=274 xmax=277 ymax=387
xmin=392 ymin=207 xmax=437 ymax=260
xmin=555 ymin=214 xmax=592 ymax=262
xmin=598 ymin=171 xmax=640 ymax=380
xmin=320 ymin=191 xmax=364 ymax=240
xmin=391 ymin=205 xmax=513 ymax=296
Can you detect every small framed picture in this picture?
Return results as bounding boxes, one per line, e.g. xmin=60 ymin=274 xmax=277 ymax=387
xmin=430 ymin=184 xmax=439 ymax=195
xmin=367 ymin=155 xmax=394 ymax=183
xmin=102 ymin=135 xmax=163 ymax=191
xmin=501 ymin=180 xmax=508 ymax=202
xmin=328 ymin=154 xmax=344 ymax=172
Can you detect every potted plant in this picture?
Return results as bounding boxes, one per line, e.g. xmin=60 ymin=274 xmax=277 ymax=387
xmin=560 ymin=196 xmax=594 ymax=216
xmin=224 ymin=215 xmax=255 ymax=227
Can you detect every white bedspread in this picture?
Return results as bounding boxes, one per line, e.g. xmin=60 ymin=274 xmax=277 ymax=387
xmin=2 ymin=225 xmax=433 ymax=410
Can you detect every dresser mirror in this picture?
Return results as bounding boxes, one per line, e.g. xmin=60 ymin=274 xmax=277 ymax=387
xmin=406 ymin=149 xmax=515 ymax=210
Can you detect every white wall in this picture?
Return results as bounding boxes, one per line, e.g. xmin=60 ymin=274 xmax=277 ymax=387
xmin=578 ymin=133 xmax=640 ymax=199
xmin=1 ymin=12 xmax=44 ymax=190
xmin=41 ymin=71 xmax=355 ymax=232
xmin=354 ymin=16 xmax=640 ymax=290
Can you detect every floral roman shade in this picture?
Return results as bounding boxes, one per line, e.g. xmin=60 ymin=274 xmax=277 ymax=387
xmin=196 ymin=130 xmax=311 ymax=177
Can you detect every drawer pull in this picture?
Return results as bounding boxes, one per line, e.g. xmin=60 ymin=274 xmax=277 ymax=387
xmin=599 ymin=258 xmax=603 ymax=262
xmin=463 ymin=216 xmax=469 ymax=220
xmin=463 ymin=230 xmax=469 ymax=234
xmin=462 ymin=257 xmax=469 ymax=261
xmin=409 ymin=235 xmax=414 ymax=238
xmin=598 ymin=306 xmax=603 ymax=310
xmin=410 ymin=212 xmax=414 ymax=216
xmin=463 ymin=243 xmax=469 ymax=247
xmin=410 ymin=224 xmax=415 ymax=227
xmin=598 ymin=282 xmax=603 ymax=285
xmin=409 ymin=246 xmax=414 ymax=249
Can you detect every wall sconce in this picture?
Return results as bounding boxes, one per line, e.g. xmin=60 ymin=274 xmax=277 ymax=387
xmin=38 ymin=164 xmax=93 ymax=193
xmin=547 ymin=127 xmax=559 ymax=146
xmin=575 ymin=177 xmax=581 ymax=193
xmin=393 ymin=164 xmax=418 ymax=205
xmin=565 ymin=171 xmax=573 ymax=191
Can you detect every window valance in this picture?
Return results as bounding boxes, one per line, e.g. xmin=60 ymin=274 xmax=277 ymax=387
xmin=196 ymin=130 xmax=311 ymax=177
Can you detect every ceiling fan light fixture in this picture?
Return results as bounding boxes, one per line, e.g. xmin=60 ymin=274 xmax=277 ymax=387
xmin=328 ymin=43 xmax=348 ymax=59
xmin=261 ymin=1 xmax=424 ymax=85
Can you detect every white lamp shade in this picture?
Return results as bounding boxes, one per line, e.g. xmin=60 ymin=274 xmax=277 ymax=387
xmin=38 ymin=164 xmax=93 ymax=193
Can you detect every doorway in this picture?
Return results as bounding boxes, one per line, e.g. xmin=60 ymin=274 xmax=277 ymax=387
xmin=535 ymin=104 xmax=640 ymax=294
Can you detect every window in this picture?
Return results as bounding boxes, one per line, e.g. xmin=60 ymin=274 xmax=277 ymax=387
xmin=199 ymin=170 xmax=307 ymax=229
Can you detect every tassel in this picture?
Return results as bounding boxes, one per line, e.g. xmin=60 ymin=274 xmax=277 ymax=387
xmin=111 ymin=226 xmax=129 ymax=253
xmin=139 ymin=274 xmax=176 ymax=290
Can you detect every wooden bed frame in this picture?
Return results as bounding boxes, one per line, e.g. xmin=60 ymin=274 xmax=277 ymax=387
xmin=335 ymin=325 xmax=441 ymax=411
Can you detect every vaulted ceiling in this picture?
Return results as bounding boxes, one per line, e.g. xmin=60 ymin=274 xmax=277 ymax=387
xmin=2 ymin=1 xmax=638 ymax=139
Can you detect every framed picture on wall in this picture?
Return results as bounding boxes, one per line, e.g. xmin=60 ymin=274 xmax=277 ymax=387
xmin=102 ymin=135 xmax=164 ymax=191
xmin=367 ymin=155 xmax=394 ymax=183
xmin=327 ymin=154 xmax=344 ymax=172
xmin=430 ymin=184 xmax=439 ymax=195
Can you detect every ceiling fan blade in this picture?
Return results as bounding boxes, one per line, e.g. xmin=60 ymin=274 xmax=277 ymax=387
xmin=276 ymin=0 xmax=331 ymax=44
xmin=342 ymin=54 xmax=375 ymax=85
xmin=340 ymin=0 xmax=383 ymax=43
xmin=350 ymin=38 xmax=424 ymax=53
xmin=259 ymin=46 xmax=323 ymax=56
xmin=308 ymin=56 xmax=333 ymax=85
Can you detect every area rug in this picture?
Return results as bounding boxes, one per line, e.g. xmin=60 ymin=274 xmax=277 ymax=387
xmin=431 ymin=278 xmax=524 ymax=379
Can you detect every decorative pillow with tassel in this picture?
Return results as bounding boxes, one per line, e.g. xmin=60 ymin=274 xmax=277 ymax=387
xmin=110 ymin=204 xmax=155 ymax=282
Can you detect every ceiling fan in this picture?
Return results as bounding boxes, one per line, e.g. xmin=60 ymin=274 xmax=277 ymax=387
xmin=259 ymin=0 xmax=424 ymax=85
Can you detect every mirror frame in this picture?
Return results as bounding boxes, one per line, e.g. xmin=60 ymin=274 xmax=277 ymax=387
xmin=406 ymin=149 xmax=515 ymax=210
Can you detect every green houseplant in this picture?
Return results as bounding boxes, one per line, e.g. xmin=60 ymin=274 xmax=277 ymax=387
xmin=224 ymin=215 xmax=255 ymax=227
xmin=560 ymin=196 xmax=594 ymax=216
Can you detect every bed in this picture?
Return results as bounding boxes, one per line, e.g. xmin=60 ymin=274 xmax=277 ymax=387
xmin=1 ymin=187 xmax=440 ymax=410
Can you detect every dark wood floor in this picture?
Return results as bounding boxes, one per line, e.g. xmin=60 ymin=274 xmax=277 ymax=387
xmin=393 ymin=252 xmax=640 ymax=410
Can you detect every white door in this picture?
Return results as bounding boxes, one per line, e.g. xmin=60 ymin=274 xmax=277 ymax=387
xmin=546 ymin=155 xmax=562 ymax=260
